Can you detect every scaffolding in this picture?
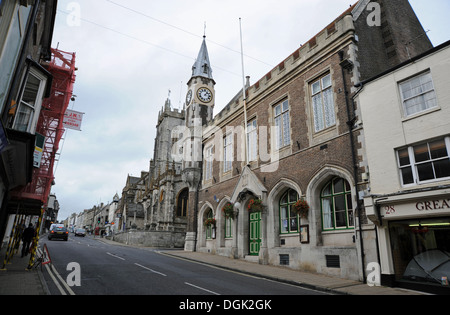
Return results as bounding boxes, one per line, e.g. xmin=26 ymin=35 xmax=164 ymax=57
xmin=10 ymin=48 xmax=77 ymax=207
xmin=3 ymin=48 xmax=77 ymax=269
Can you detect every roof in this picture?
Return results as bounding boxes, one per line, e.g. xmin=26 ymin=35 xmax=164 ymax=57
xmin=191 ymin=36 xmax=214 ymax=81
xmin=356 ymin=40 xmax=450 ymax=88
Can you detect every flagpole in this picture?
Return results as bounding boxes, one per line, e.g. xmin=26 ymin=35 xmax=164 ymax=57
xmin=239 ymin=18 xmax=249 ymax=166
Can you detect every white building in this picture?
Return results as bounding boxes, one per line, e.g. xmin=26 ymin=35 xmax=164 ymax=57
xmin=356 ymin=40 xmax=450 ymax=294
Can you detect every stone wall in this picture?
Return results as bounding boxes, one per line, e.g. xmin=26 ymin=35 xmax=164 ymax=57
xmin=110 ymin=230 xmax=186 ymax=248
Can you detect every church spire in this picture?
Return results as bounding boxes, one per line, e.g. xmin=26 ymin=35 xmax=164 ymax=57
xmin=191 ymin=36 xmax=214 ymax=82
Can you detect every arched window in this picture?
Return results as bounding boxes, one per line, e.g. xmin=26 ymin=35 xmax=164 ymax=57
xmin=279 ymin=189 xmax=299 ymax=234
xmin=223 ymin=203 xmax=233 ymax=239
xmin=321 ymin=177 xmax=354 ymax=230
xmin=176 ymin=188 xmax=189 ymax=217
xmin=205 ymin=210 xmax=214 ymax=240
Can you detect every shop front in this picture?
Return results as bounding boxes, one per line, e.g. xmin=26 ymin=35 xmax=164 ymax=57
xmin=369 ymin=192 xmax=450 ymax=294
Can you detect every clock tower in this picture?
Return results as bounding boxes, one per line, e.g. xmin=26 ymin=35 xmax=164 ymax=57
xmin=183 ymin=36 xmax=215 ymax=251
xmin=185 ymin=35 xmax=215 ymax=127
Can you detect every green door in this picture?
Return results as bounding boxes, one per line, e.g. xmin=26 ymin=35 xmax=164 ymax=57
xmin=249 ymin=212 xmax=261 ymax=256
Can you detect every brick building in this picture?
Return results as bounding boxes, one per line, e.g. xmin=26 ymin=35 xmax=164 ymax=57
xmin=178 ymin=0 xmax=433 ymax=282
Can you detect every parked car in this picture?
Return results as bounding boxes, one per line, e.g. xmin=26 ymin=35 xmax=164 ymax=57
xmin=74 ymin=228 xmax=86 ymax=237
xmin=48 ymin=226 xmax=69 ymax=241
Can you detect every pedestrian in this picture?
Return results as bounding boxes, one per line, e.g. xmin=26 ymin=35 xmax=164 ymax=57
xmin=21 ymin=223 xmax=35 ymax=258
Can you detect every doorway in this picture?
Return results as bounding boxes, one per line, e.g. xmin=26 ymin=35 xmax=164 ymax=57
xmin=249 ymin=212 xmax=261 ymax=256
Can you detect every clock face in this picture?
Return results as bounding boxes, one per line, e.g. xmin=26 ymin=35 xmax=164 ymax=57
xmin=186 ymin=90 xmax=193 ymax=105
xmin=197 ymin=87 xmax=213 ymax=103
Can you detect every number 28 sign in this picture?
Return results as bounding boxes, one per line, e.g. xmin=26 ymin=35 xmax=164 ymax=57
xmin=384 ymin=205 xmax=395 ymax=215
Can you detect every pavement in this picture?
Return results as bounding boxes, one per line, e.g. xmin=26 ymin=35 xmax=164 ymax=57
xmin=0 ymin=241 xmax=49 ymax=295
xmin=0 ymin=237 xmax=429 ymax=295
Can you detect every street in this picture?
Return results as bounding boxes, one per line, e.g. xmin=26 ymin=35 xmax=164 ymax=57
xmin=39 ymin=233 xmax=329 ymax=296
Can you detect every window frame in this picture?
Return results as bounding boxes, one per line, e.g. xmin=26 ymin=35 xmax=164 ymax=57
xmin=399 ymin=71 xmax=438 ymax=118
xmin=274 ymin=99 xmax=291 ymax=150
xmin=12 ymin=68 xmax=48 ymax=133
xmin=247 ymin=119 xmax=258 ymax=162
xmin=397 ymin=136 xmax=450 ymax=187
xmin=223 ymin=132 xmax=233 ymax=173
xmin=225 ymin=215 xmax=232 ymax=239
xmin=206 ymin=210 xmax=214 ymax=240
xmin=204 ymin=145 xmax=213 ymax=181
xmin=279 ymin=189 xmax=300 ymax=235
xmin=311 ymin=73 xmax=336 ymax=133
xmin=176 ymin=188 xmax=189 ymax=217
xmin=321 ymin=177 xmax=354 ymax=231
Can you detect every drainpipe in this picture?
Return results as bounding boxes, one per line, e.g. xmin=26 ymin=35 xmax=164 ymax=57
xmin=338 ymin=50 xmax=366 ymax=283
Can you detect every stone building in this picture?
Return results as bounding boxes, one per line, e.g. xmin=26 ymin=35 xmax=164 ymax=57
xmin=117 ymin=173 xmax=146 ymax=231
xmin=113 ymin=99 xmax=188 ymax=247
xmin=178 ymin=0 xmax=433 ymax=282
xmin=118 ymin=0 xmax=434 ymax=281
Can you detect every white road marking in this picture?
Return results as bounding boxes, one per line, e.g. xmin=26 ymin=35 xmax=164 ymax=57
xmin=184 ymin=282 xmax=220 ymax=295
xmin=134 ymin=263 xmax=167 ymax=277
xmin=106 ymin=252 xmax=125 ymax=260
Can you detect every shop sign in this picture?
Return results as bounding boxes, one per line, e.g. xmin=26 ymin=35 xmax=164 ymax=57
xmin=416 ymin=199 xmax=450 ymax=211
xmin=63 ymin=109 xmax=84 ymax=131
xmin=382 ymin=198 xmax=450 ymax=218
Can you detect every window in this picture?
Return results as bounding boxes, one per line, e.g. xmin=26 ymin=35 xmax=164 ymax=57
xmin=397 ymin=137 xmax=450 ymax=186
xmin=223 ymin=133 xmax=233 ymax=173
xmin=311 ymin=74 xmax=335 ymax=133
xmin=13 ymin=70 xmax=47 ymax=133
xmin=225 ymin=216 xmax=232 ymax=238
xmin=399 ymin=72 xmax=437 ymax=117
xmin=389 ymin=218 xmax=450 ymax=284
xmin=205 ymin=210 xmax=214 ymax=240
xmin=0 ymin=4 xmax=32 ymax=113
xmin=280 ymin=189 xmax=300 ymax=234
xmin=204 ymin=146 xmax=213 ymax=181
xmin=321 ymin=177 xmax=354 ymax=230
xmin=176 ymin=188 xmax=189 ymax=217
xmin=247 ymin=119 xmax=257 ymax=162
xmin=274 ymin=100 xmax=290 ymax=150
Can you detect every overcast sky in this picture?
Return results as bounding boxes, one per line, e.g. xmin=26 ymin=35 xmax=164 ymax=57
xmin=50 ymin=0 xmax=450 ymax=221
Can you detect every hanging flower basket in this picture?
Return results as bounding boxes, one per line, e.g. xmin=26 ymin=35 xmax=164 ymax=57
xmin=247 ymin=199 xmax=263 ymax=213
xmin=222 ymin=204 xmax=235 ymax=218
xmin=293 ymin=198 xmax=310 ymax=218
xmin=204 ymin=218 xmax=216 ymax=226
